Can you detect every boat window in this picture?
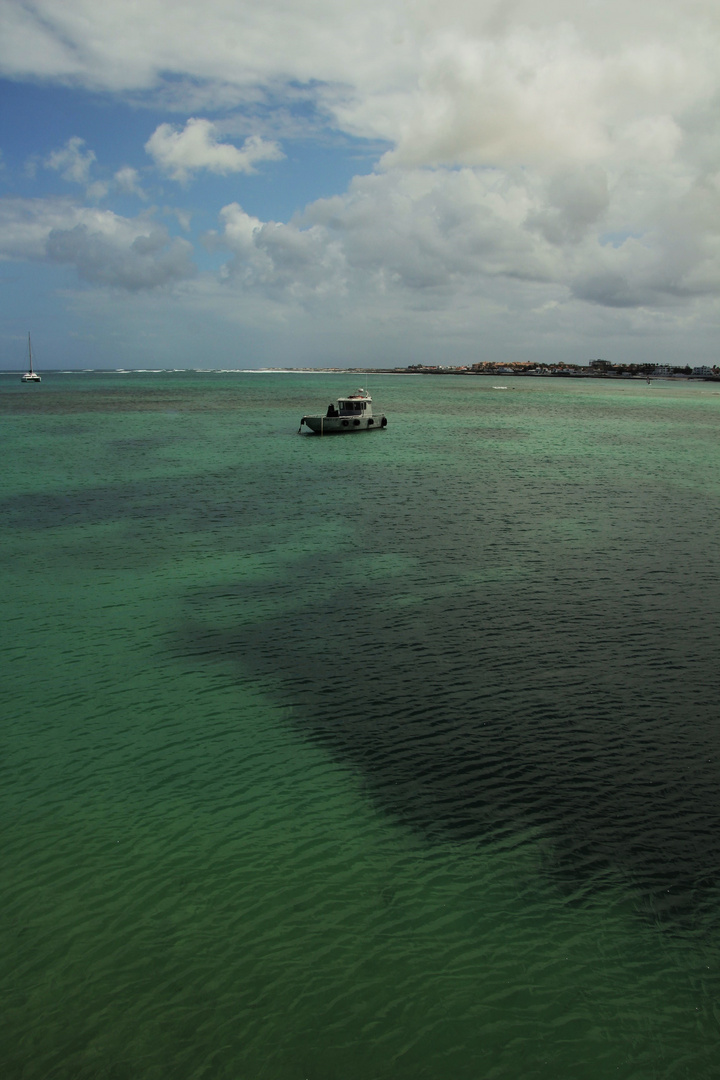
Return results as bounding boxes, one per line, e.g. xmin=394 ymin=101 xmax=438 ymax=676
xmin=338 ymin=399 xmax=366 ymax=414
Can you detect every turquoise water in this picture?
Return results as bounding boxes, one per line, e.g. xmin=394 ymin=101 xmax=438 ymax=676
xmin=2 ymin=371 xmax=720 ymax=1079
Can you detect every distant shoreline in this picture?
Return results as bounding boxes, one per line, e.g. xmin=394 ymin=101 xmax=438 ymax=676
xmin=334 ymin=367 xmax=720 ymax=382
xmin=2 ymin=366 xmax=718 ymax=382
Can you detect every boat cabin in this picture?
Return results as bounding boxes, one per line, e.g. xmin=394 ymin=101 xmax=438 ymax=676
xmin=326 ymin=390 xmax=373 ymax=418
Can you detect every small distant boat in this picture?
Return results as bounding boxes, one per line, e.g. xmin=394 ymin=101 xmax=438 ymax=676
xmin=21 ymin=334 xmax=41 ymax=383
xmin=299 ymin=388 xmax=387 ymax=435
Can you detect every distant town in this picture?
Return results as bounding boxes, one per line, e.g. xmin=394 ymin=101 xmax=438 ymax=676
xmin=336 ymin=360 xmax=720 ymax=380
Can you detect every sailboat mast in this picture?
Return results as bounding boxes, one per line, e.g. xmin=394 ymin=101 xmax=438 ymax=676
xmin=27 ymin=333 xmax=33 ymax=374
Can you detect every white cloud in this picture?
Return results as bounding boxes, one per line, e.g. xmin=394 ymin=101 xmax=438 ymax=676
xmin=114 ymin=166 xmax=147 ymax=199
xmin=86 ymin=180 xmax=110 ymax=202
xmin=4 ymin=1 xmax=720 ymax=363
xmin=145 ymin=118 xmax=283 ymax=181
xmin=6 ymin=3 xmax=720 ymax=192
xmin=215 ymin=171 xmax=552 ymax=307
xmin=45 ymin=136 xmax=96 ymax=185
xmin=0 ymin=196 xmax=88 ymax=260
xmin=212 ymin=164 xmax=720 ymax=316
xmin=2 ymin=2 xmax=719 ymax=171
xmin=0 ymin=197 xmax=195 ymax=290
xmin=47 ymin=223 xmax=195 ymax=290
xmin=216 ymin=202 xmax=347 ymax=298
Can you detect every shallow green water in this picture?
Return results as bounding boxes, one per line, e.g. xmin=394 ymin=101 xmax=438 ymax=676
xmin=2 ymin=371 xmax=720 ymax=1079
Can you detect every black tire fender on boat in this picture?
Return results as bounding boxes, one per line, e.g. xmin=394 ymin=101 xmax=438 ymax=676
xmin=342 ymin=419 xmax=349 ymax=427
xmin=381 ymin=416 xmax=388 ymax=428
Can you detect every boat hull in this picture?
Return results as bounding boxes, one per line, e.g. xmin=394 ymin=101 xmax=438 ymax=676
xmin=301 ymin=414 xmax=387 ymax=434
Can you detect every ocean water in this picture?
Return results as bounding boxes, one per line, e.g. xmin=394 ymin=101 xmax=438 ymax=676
xmin=2 ymin=370 xmax=720 ymax=1079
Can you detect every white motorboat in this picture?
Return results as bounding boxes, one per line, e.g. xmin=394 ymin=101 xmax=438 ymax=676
xmin=300 ymin=388 xmax=387 ymax=434
xmin=21 ymin=333 xmax=41 ymax=383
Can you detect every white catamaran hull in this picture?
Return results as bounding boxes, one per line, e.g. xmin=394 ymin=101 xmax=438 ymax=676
xmin=21 ymin=333 xmax=41 ymax=383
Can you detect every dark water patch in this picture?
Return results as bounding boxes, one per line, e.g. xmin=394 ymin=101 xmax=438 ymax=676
xmin=37 ymin=422 xmax=94 ymax=437
xmin=177 ymin=599 xmax=720 ymax=927
xmin=457 ymin=426 xmax=527 ymax=440
xmin=0 ymin=472 xmax=266 ymax=533
xmin=109 ymin=435 xmax=185 ymax=452
xmin=0 ymin=387 xmax=247 ymax=414
xmin=174 ymin=498 xmax=720 ymax=930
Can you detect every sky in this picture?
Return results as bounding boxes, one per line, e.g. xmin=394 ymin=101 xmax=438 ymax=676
xmin=2 ymin=0 xmax=720 ymax=370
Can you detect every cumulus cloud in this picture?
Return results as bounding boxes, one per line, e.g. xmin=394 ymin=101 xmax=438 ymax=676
xmin=114 ymin=166 xmax=147 ymax=198
xmin=5 ymin=0 xmax=720 ymax=355
xmin=44 ymin=143 xmax=148 ymax=202
xmin=526 ymin=167 xmax=610 ymax=246
xmin=45 ymin=136 xmax=96 ymax=185
xmin=46 ymin=224 xmax=194 ymax=290
xmin=214 ymin=171 xmax=554 ymax=306
xmin=212 ymin=164 xmax=720 ymax=314
xmin=86 ymin=180 xmax=110 ymax=202
xmin=216 ymin=202 xmax=347 ymax=298
xmin=0 ymin=197 xmax=195 ymax=290
xmin=2 ymin=2 xmax=719 ymax=171
xmin=0 ymin=196 xmax=88 ymax=260
xmin=6 ymin=3 xmax=720 ymax=194
xmin=145 ymin=118 xmax=283 ymax=181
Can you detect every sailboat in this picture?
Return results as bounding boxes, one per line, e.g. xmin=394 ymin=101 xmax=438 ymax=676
xmin=21 ymin=333 xmax=41 ymax=383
